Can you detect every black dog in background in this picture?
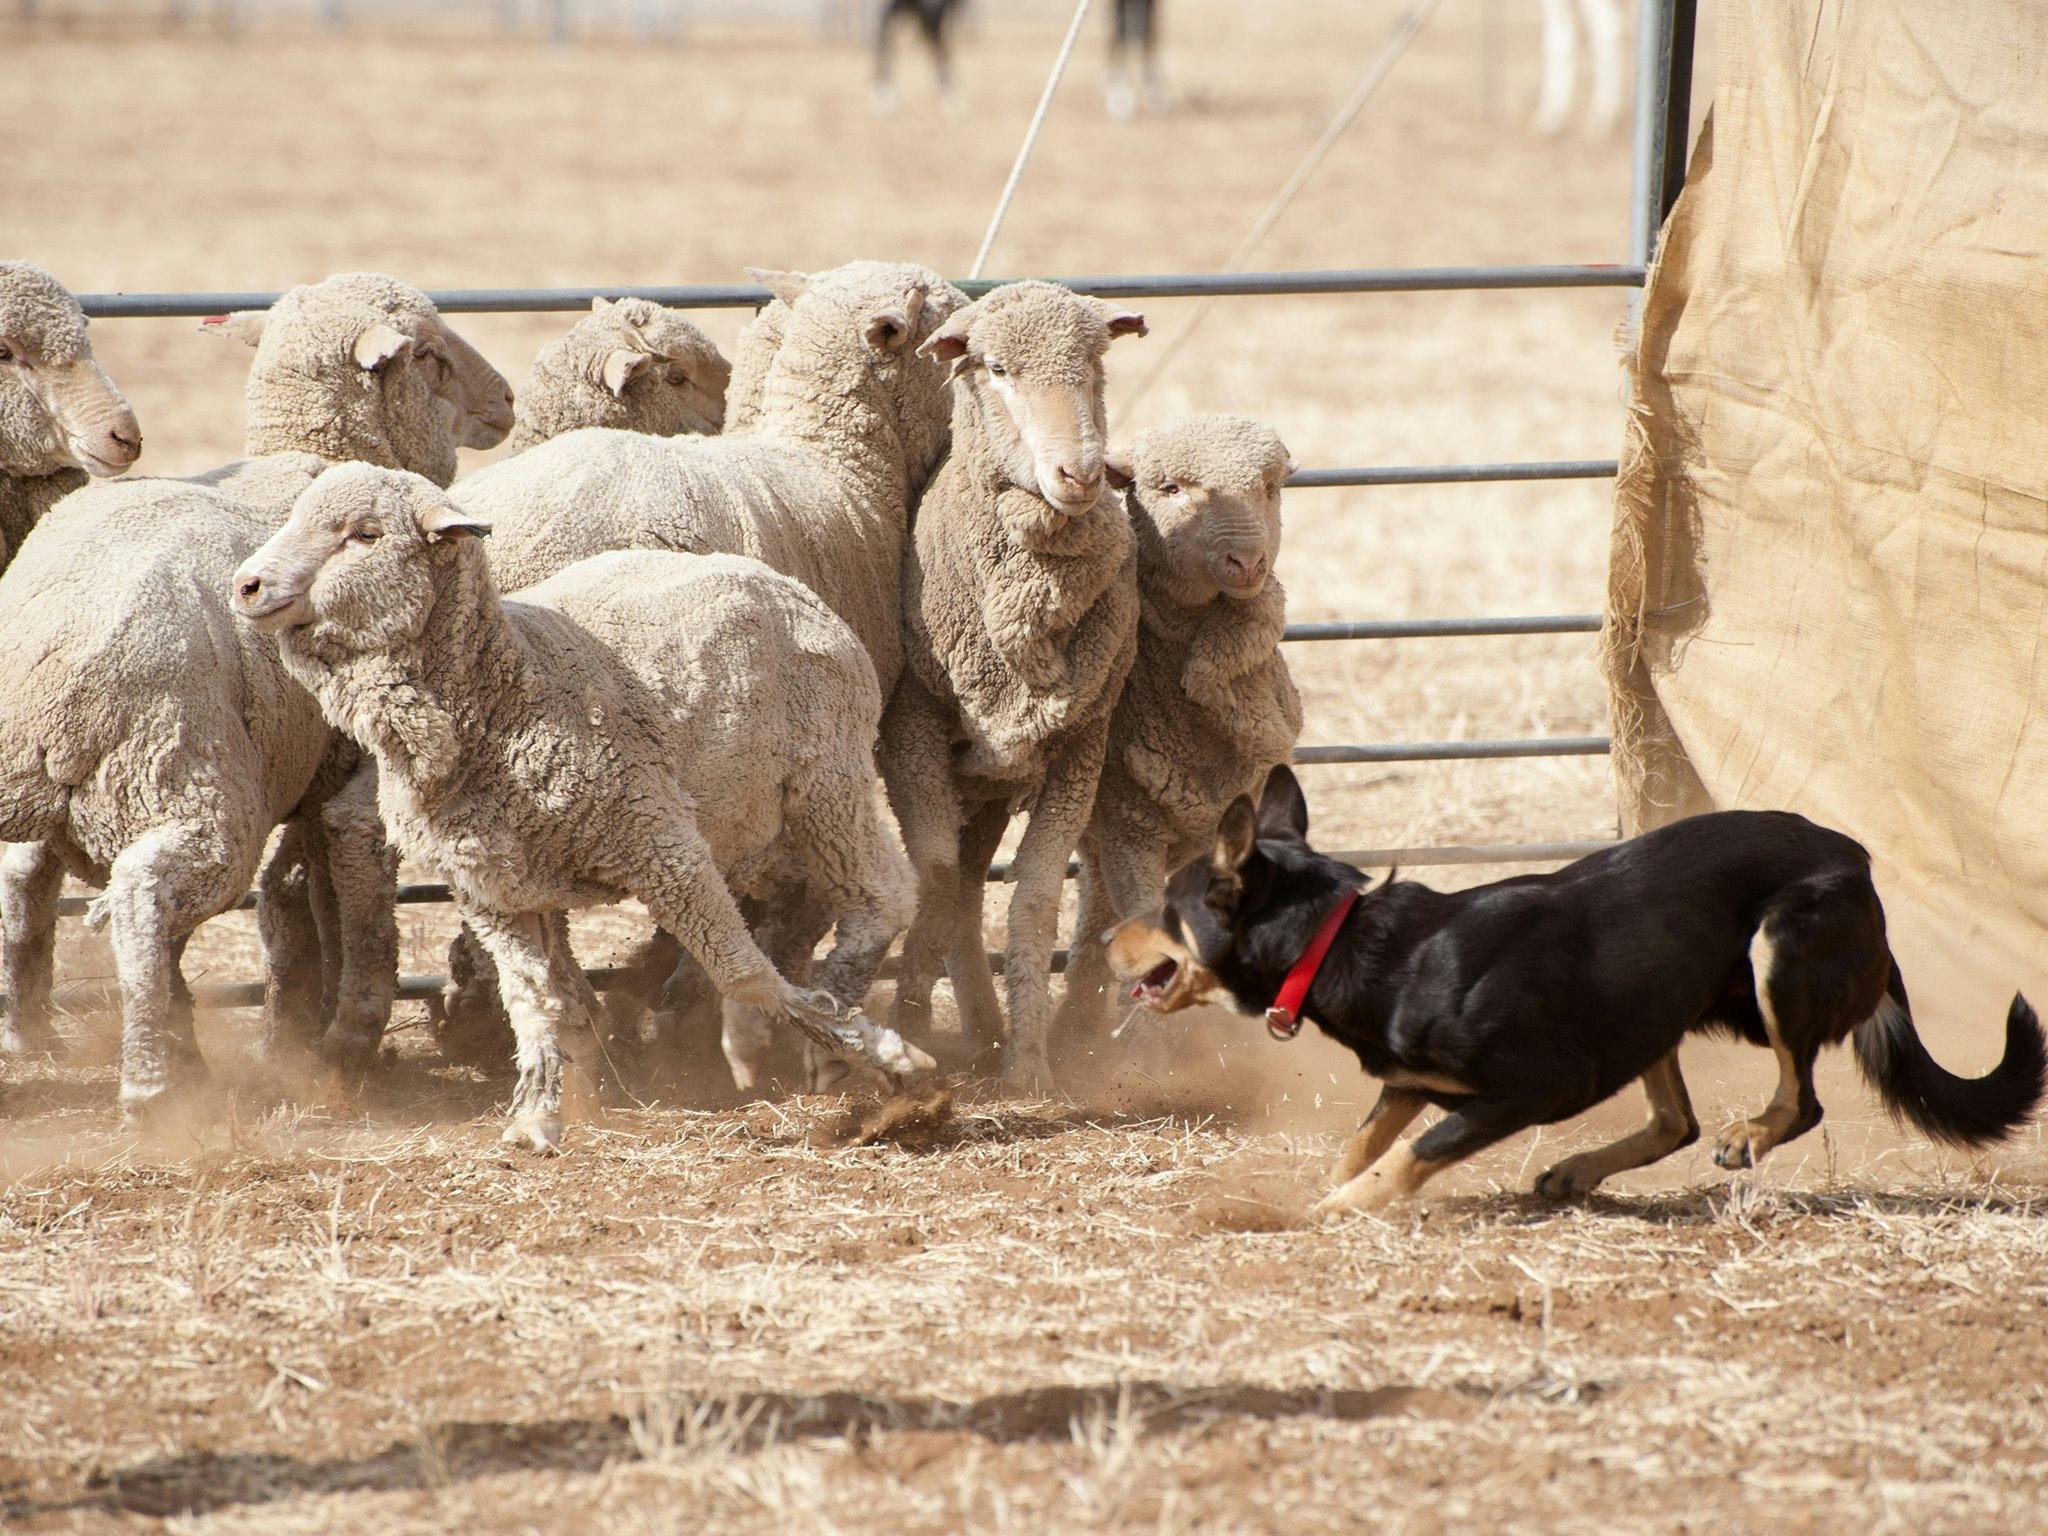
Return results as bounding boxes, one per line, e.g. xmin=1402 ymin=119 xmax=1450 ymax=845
xmin=871 ymin=0 xmax=1163 ymax=116
xmin=1108 ymin=767 xmax=2044 ymax=1217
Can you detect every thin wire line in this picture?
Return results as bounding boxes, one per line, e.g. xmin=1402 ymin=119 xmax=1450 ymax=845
xmin=969 ymin=0 xmax=1096 ymax=280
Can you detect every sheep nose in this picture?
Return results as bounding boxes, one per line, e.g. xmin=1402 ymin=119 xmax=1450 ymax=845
xmin=101 ymin=415 xmax=143 ymax=466
xmin=1220 ymin=551 xmax=1268 ymax=587
xmin=235 ymin=574 xmax=263 ymax=605
xmin=1056 ymin=463 xmax=1103 ymax=496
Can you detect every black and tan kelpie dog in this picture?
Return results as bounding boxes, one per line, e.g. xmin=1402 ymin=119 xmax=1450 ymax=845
xmin=1105 ymin=766 xmax=2045 ymax=1218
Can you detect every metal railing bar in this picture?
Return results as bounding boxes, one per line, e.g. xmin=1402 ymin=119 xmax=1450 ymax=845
xmin=1285 ymin=616 xmax=1600 ymax=641
xmin=1296 ymin=736 xmax=1611 ymax=764
xmin=45 ymin=824 xmax=1616 ymax=925
xmin=1286 ymin=459 xmax=1617 ymax=488
xmin=76 ymin=264 xmax=1649 ymax=320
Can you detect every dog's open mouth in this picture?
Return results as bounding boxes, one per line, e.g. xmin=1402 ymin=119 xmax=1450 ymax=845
xmin=1130 ymin=958 xmax=1180 ymax=1007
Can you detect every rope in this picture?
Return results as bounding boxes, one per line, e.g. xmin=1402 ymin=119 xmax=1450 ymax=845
xmin=969 ymin=0 xmax=1095 ymax=280
xmin=1121 ymin=0 xmax=1446 ymax=414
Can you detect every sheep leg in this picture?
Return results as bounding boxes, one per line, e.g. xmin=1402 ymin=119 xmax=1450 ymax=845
xmin=435 ymin=924 xmax=513 ymax=1069
xmin=724 ymin=887 xmax=829 ymax=1095
xmin=465 ymin=903 xmax=593 ymax=1153
xmin=316 ymin=763 xmax=398 ymax=1078
xmin=100 ymin=820 xmax=257 ymax=1122
xmin=797 ymin=773 xmax=915 ymax=1021
xmin=0 ymin=841 xmax=65 ymax=1056
xmin=629 ymin=818 xmax=934 ymax=1086
xmin=1052 ymin=838 xmax=1166 ymax=1064
xmin=256 ymin=822 xmax=329 ymax=1059
xmin=946 ymin=799 xmax=1011 ymax=1066
xmin=1002 ymin=744 xmax=1105 ymax=1096
xmin=878 ymin=681 xmax=966 ymax=1042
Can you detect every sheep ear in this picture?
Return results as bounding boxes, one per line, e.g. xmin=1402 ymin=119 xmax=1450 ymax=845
xmin=1104 ymin=450 xmax=1135 ymax=491
xmin=417 ymin=500 xmax=492 ymax=542
xmin=1089 ymin=299 xmax=1148 ymax=341
xmin=201 ymin=310 xmax=268 ymax=347
xmin=601 ymin=348 xmax=651 ymax=397
xmin=745 ymin=268 xmax=812 ymax=308
xmin=915 ymin=307 xmax=974 ymax=365
xmin=590 ymin=295 xmax=614 ymax=314
xmin=864 ymin=307 xmax=914 ymax=353
xmin=353 ymin=321 xmax=412 ymax=371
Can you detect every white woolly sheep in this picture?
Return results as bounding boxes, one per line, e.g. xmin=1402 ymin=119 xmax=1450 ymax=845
xmin=435 ymin=261 xmax=962 ymax=1076
xmin=0 ymin=261 xmax=140 ymax=577
xmin=231 ymin=464 xmax=931 ymax=1150
xmin=880 ymin=280 xmax=1148 ymax=1093
xmin=1049 ymin=414 xmax=1304 ymax=1065
xmin=0 ymin=275 xmax=510 ymax=1106
xmin=508 ymin=297 xmax=732 ymax=452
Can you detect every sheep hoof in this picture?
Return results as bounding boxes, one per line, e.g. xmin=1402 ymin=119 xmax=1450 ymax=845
xmin=784 ymin=989 xmax=937 ymax=1085
xmin=502 ymin=1113 xmax=564 ymax=1154
xmin=0 ymin=1019 xmax=61 ymax=1058
xmin=1000 ymin=1047 xmax=1062 ymax=1102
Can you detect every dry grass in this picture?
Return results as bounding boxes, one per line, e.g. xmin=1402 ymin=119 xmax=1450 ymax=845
xmin=10 ymin=4 xmax=2048 ymax=1531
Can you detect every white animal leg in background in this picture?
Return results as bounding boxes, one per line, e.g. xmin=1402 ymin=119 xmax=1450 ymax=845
xmin=466 ymin=903 xmax=584 ymax=1152
xmin=317 ymin=762 xmax=398 ymax=1075
xmin=1002 ymin=739 xmax=1107 ymax=1094
xmin=722 ymin=885 xmax=830 ymax=1094
xmin=1534 ymin=0 xmax=1578 ymax=134
xmin=788 ymin=768 xmax=915 ymax=1018
xmin=98 ymin=819 xmax=261 ymax=1119
xmin=879 ymin=680 xmax=970 ymax=1041
xmin=1578 ymin=0 xmax=1625 ymax=132
xmin=256 ymin=821 xmax=330 ymax=1058
xmin=1051 ymin=838 xmax=1165 ymax=1057
xmin=945 ymin=800 xmax=1011 ymax=1064
xmin=0 ymin=841 xmax=65 ymax=1055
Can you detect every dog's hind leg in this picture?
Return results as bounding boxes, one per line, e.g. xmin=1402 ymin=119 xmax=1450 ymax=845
xmin=1713 ymin=924 xmax=1829 ymax=1169
xmin=1535 ymin=1051 xmax=1699 ymax=1198
xmin=1330 ymin=1086 xmax=1427 ymax=1185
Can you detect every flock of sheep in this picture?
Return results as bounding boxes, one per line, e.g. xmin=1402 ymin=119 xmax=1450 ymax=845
xmin=0 ymin=258 xmax=1302 ymax=1148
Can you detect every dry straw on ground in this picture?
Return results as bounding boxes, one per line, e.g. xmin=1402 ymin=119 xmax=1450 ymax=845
xmin=7 ymin=3 xmax=2047 ymax=1531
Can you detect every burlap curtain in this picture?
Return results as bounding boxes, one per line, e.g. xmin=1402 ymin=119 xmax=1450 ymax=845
xmin=1605 ymin=0 xmax=2048 ymax=1037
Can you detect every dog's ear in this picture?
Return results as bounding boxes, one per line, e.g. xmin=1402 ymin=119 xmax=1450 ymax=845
xmin=1206 ymin=796 xmax=1258 ymax=916
xmin=1256 ymin=764 xmax=1309 ymax=843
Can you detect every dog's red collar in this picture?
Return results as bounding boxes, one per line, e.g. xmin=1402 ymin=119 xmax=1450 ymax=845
xmin=1264 ymin=888 xmax=1360 ymax=1041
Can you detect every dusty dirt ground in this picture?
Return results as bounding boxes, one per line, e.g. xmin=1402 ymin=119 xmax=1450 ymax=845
xmin=9 ymin=2 xmax=2048 ymax=1532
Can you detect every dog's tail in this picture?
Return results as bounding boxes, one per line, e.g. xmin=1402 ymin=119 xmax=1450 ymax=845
xmin=1853 ymin=960 xmax=2046 ymax=1148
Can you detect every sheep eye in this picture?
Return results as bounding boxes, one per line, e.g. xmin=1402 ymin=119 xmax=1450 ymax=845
xmin=985 ymin=359 xmax=1007 ymax=378
xmin=348 ymin=525 xmax=382 ymax=545
xmin=1158 ymin=481 xmax=1181 ymax=496
xmin=0 ymin=344 xmax=14 ymax=364
xmin=664 ymin=364 xmax=688 ymax=386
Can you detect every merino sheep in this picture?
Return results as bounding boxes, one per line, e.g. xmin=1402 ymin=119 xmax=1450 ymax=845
xmin=881 ymin=280 xmax=1147 ymax=1093
xmin=436 ymin=261 xmax=962 ymax=1077
xmin=508 ymin=297 xmax=732 ymax=451
xmin=0 ymin=275 xmax=510 ymax=1104
xmin=0 ymin=261 xmax=140 ymax=575
xmin=231 ymin=465 xmax=931 ymax=1150
xmin=1050 ymin=414 xmax=1304 ymax=1064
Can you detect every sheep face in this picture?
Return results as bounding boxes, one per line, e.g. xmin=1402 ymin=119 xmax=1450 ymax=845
xmin=206 ymin=274 xmax=513 ymax=486
xmin=535 ymin=297 xmax=732 ymax=440
xmin=232 ymin=463 xmax=488 ymax=655
xmin=0 ymin=262 xmax=141 ymax=478
xmin=917 ymin=281 xmax=1145 ymax=515
xmin=1109 ymin=414 xmax=1294 ymax=604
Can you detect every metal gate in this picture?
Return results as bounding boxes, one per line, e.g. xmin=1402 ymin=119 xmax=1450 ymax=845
xmin=42 ymin=0 xmax=1700 ymax=1013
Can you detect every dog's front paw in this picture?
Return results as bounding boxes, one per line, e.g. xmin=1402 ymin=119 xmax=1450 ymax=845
xmin=1533 ymin=1158 xmax=1604 ymax=1201
xmin=1712 ymin=1119 xmax=1773 ymax=1170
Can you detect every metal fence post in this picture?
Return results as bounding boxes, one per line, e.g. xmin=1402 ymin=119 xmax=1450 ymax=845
xmin=1627 ymin=0 xmax=1698 ymax=268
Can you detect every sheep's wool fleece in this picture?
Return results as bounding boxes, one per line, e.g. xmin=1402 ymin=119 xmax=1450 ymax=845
xmin=243 ymin=273 xmax=462 ymax=487
xmin=1103 ymin=413 xmax=1301 ymax=846
xmin=0 ymin=263 xmax=95 ymax=567
xmin=508 ymin=300 xmax=730 ymax=450
xmin=0 ymin=482 xmax=328 ymax=859
xmin=462 ymin=262 xmax=962 ymax=692
xmin=295 ymin=532 xmax=882 ymax=919
xmin=902 ymin=413 xmax=1137 ymax=780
